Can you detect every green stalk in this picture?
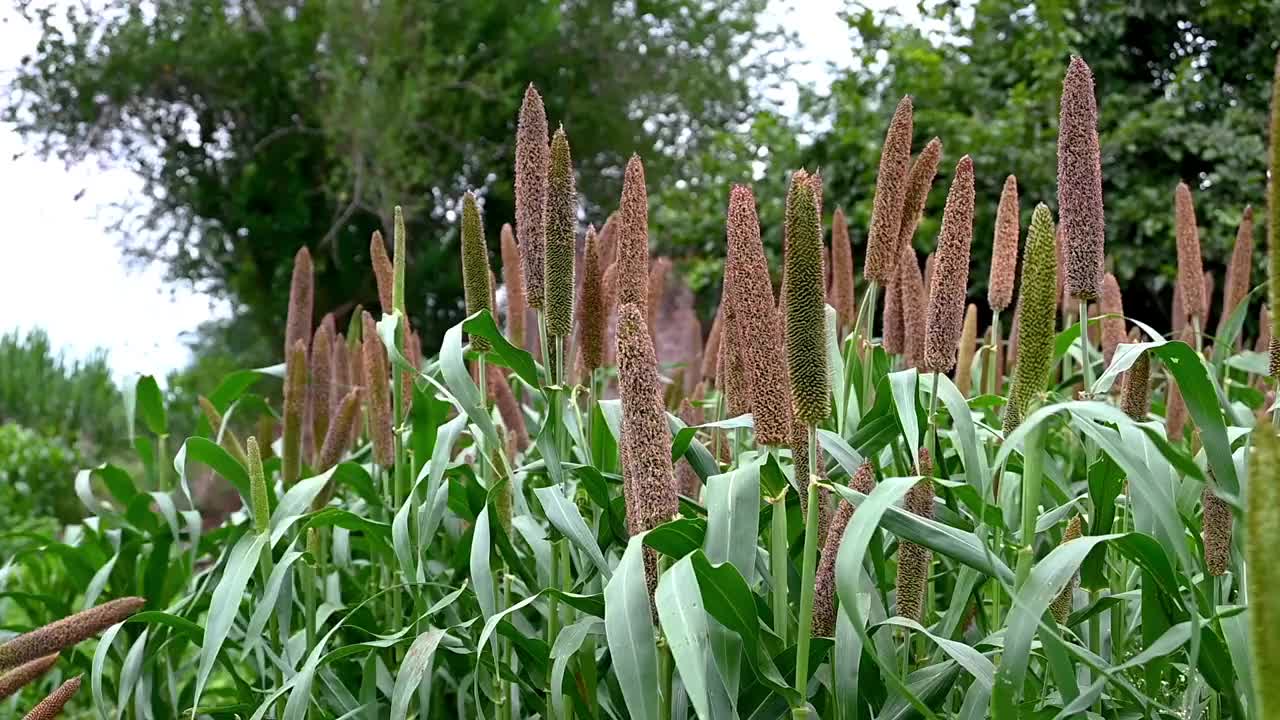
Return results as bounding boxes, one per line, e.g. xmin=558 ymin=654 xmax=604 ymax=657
xmin=771 ymin=478 xmax=790 ymax=646
xmin=1014 ymin=421 xmax=1045 ymax=589
xmin=859 ymin=281 xmax=880 ymax=413
xmin=658 ymin=555 xmax=674 ymax=720
xmin=792 ymin=426 xmax=822 ymax=715
xmin=922 ymin=372 xmax=941 ymax=471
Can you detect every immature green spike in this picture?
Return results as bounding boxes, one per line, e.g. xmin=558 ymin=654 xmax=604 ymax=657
xmin=246 ymin=437 xmax=270 ymax=535
xmin=1202 ymin=481 xmax=1232 ymax=577
xmin=1050 ymin=516 xmax=1083 ymax=624
xmin=545 ymin=126 xmax=577 ymax=339
xmin=198 ymin=395 xmax=246 ymax=463
xmin=282 ymin=339 xmax=307 ymax=487
xmin=0 ymin=655 xmax=57 ymax=700
xmin=461 ymin=192 xmax=493 ymax=352
xmin=392 ymin=206 xmax=406 ymax=314
xmin=1250 ymin=422 xmax=1280 ymax=718
xmin=21 ymin=675 xmax=81 ymax=720
xmin=0 ymin=598 xmax=144 ymax=672
xmin=1003 ymin=204 xmax=1058 ymax=434
xmin=784 ymin=171 xmax=831 ymax=426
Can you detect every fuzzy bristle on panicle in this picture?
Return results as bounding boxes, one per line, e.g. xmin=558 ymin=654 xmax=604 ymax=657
xmin=461 ymin=192 xmax=493 ymax=351
xmin=1174 ymin=182 xmax=1207 ymax=329
xmin=361 ymin=312 xmax=394 ymax=466
xmin=882 ymin=269 xmax=905 ymax=355
xmin=0 ymin=654 xmax=57 ymax=701
xmin=676 ymin=399 xmax=703 ymax=499
xmin=246 ymin=437 xmax=270 ymax=534
xmin=285 ymin=247 xmax=314 ymax=364
xmin=830 ymin=207 xmax=857 ymax=332
xmin=1202 ymin=482 xmax=1232 ymax=577
xmin=863 ymin=96 xmax=914 ymax=284
xmin=500 ymin=223 xmax=526 ymax=348
xmin=1050 ymin=516 xmax=1083 ymax=624
xmin=899 ymin=246 xmax=928 ymax=368
xmin=576 ymin=225 xmax=605 ymax=380
xmin=545 ymin=126 xmax=577 ymax=338
xmin=0 ymin=598 xmax=145 ymax=672
xmin=647 ymin=257 xmax=671 ymax=338
xmin=616 ymin=303 xmax=679 ymax=593
xmin=1221 ymin=206 xmax=1255 ymax=341
xmin=598 ymin=212 xmax=619 ymax=268
xmin=784 ymin=171 xmax=831 ymax=426
xmin=896 ymin=449 xmax=934 ymax=622
xmin=1100 ymin=272 xmax=1126 ymax=366
xmin=1004 ymin=204 xmax=1058 ymax=434
xmin=812 ymin=461 xmax=876 ymax=637
xmin=489 ymin=369 xmax=530 ymax=452
xmin=1121 ymin=350 xmax=1151 ymax=420
xmin=21 ymin=675 xmax=81 ymax=720
xmin=923 ymin=155 xmax=976 ymax=373
xmin=956 ymin=304 xmax=979 ymax=395
xmin=1058 ymin=56 xmax=1105 ymax=301
xmin=1271 ymin=54 xmax=1280 ymax=379
xmin=516 ymin=85 xmax=549 ymax=309
xmin=317 ymin=387 xmax=361 ymax=473
xmin=896 ymin=138 xmax=943 ymax=262
xmin=1249 ymin=420 xmax=1280 ymax=718
xmin=989 ymin=175 xmax=1021 ymax=312
xmin=727 ymin=185 xmax=793 ymax=445
xmin=617 ymin=155 xmax=651 ymax=313
xmin=701 ymin=304 xmax=724 ymax=385
xmin=370 ymin=230 xmax=394 ymax=312
xmin=282 ymin=339 xmax=307 ymax=487
xmin=310 ymin=322 xmax=334 ymax=448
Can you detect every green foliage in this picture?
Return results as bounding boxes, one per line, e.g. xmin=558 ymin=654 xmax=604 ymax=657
xmin=0 ymin=423 xmax=78 ymax=530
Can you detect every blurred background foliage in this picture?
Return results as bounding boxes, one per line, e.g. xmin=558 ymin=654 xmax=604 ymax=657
xmin=4 ymin=0 xmax=1280 ymax=396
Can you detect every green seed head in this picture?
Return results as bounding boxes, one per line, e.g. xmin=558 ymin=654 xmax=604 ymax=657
xmin=461 ymin=191 xmax=493 ymax=352
xmin=285 ymin=246 xmax=313 ymax=363
xmin=21 ymin=675 xmax=82 ymax=720
xmin=1004 ymin=204 xmax=1059 ymax=435
xmin=516 ymin=84 xmax=549 ymax=309
xmin=576 ymin=226 xmax=605 ymax=379
xmin=1270 ymin=52 xmax=1280 ymax=378
xmin=1249 ymin=421 xmax=1280 ymax=717
xmin=784 ymin=171 xmax=831 ymax=426
xmin=545 ymin=126 xmax=577 ymax=339
xmin=370 ymin=230 xmax=394 ymax=312
xmin=989 ymin=175 xmax=1021 ymax=312
xmin=864 ymin=96 xmax=914 ymax=284
xmin=0 ymin=598 xmax=144 ymax=672
xmin=923 ymin=155 xmax=975 ymax=373
xmin=246 ymin=436 xmax=270 ymax=535
xmin=1058 ymin=56 xmax=1105 ymax=301
xmin=392 ymin=205 xmax=406 ymax=314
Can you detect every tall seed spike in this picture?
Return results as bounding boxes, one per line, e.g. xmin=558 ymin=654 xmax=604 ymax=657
xmin=0 ymin=654 xmax=57 ymax=701
xmin=923 ymin=252 xmax=936 ymax=298
xmin=545 ymin=126 xmax=577 ymax=339
xmin=1270 ymin=51 xmax=1280 ymax=378
xmin=727 ymin=184 xmax=792 ymax=445
xmin=895 ymin=138 xmax=944 ymax=264
xmin=719 ymin=263 xmax=753 ymax=416
xmin=1221 ymin=206 xmax=1255 ymax=342
xmin=516 ymin=85 xmax=549 ymax=309
xmin=461 ymin=192 xmax=493 ymax=352
xmin=1202 ymin=481 xmax=1232 ymax=577
xmin=899 ymin=246 xmax=928 ymax=368
xmin=198 ymin=395 xmax=246 ymax=463
xmin=1248 ymin=421 xmax=1280 ymax=717
xmin=500 ymin=223 xmax=527 ymax=349
xmin=1050 ymin=516 xmax=1083 ymax=624
xmin=1100 ymin=272 xmax=1126 ymax=367
xmin=0 ymin=598 xmax=145 ymax=672
xmin=370 ymin=230 xmax=394 ymax=312
xmin=317 ymin=387 xmax=362 ymax=473
xmin=598 ymin=212 xmax=619 ymax=268
xmin=896 ymin=448 xmax=934 ymax=621
xmin=310 ymin=322 xmax=334 ymax=449
xmin=1003 ymin=204 xmax=1059 ymax=434
xmin=21 ymin=675 xmax=81 ymax=720
xmin=1121 ymin=350 xmax=1151 ymax=420
xmin=955 ymin=304 xmax=979 ymax=395
xmin=362 ymin=312 xmax=394 ymax=466
xmin=246 ymin=436 xmax=270 ymax=535
xmin=812 ymin=462 xmax=876 ymax=637
xmin=1175 ymin=182 xmax=1207 ymax=328
xmin=989 ymin=175 xmax=1021 ymax=312
xmin=830 ymin=207 xmax=857 ymax=332
xmin=284 ymin=247 xmax=314 ymax=361
xmin=882 ymin=269 xmax=905 ymax=355
xmin=617 ymin=155 xmax=651 ymax=313
xmin=863 ymin=96 xmax=914 ymax=284
xmin=576 ymin=225 xmax=605 ymax=380
xmin=1058 ymin=56 xmax=1105 ymax=301
xmin=923 ymin=155 xmax=976 ymax=373
xmin=282 ymin=339 xmax=307 ymax=487
xmin=784 ymin=171 xmax=831 ymax=425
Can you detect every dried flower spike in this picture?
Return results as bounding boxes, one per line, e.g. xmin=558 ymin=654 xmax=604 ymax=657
xmin=545 ymin=126 xmax=577 ymax=339
xmin=285 ymin=247 xmax=314 ymax=361
xmin=676 ymin=399 xmax=703 ymax=499
xmin=899 ymin=246 xmax=928 ymax=368
xmin=1174 ymin=182 xmax=1207 ymax=330
xmin=371 ymin=230 xmax=394 ymax=312
xmin=246 ymin=436 xmax=270 ymax=535
xmin=576 ymin=225 xmax=605 ymax=381
xmin=647 ymin=257 xmax=671 ymax=338
xmin=812 ymin=462 xmax=876 ymax=637
xmin=282 ymin=339 xmax=307 ymax=487
xmin=500 ymin=223 xmax=526 ymax=348
xmin=317 ymin=387 xmax=361 ymax=473
xmin=461 ymin=192 xmax=493 ymax=352
xmin=516 ymin=85 xmax=549 ymax=309
xmin=1202 ymin=482 xmax=1232 ymax=577
xmin=21 ymin=675 xmax=81 ymax=720
xmin=882 ymin=270 xmax=905 ymax=355
xmin=923 ymin=155 xmax=976 ymax=373
xmin=718 ymin=267 xmax=753 ymax=417
xmin=0 ymin=655 xmax=57 ymax=701
xmin=727 ymin=184 xmax=792 ymax=445
xmin=989 ymin=175 xmax=1021 ymax=312
xmin=310 ymin=322 xmax=334 ymax=448
xmin=864 ymin=96 xmax=914 ymax=284
xmin=701 ymin=304 xmax=724 ymax=385
xmin=1121 ymin=350 xmax=1151 ymax=421
xmin=617 ymin=155 xmax=651 ymax=313
xmin=896 ymin=449 xmax=934 ymax=621
xmin=1058 ymin=56 xmax=1105 ymax=301
xmin=1100 ymin=272 xmax=1126 ymax=367
xmin=896 ymin=138 xmax=944 ymax=262
xmin=0 ymin=598 xmax=144 ymax=672
xmin=1004 ymin=204 xmax=1059 ymax=434
xmin=1050 ymin=516 xmax=1083 ymax=624
xmin=784 ymin=171 xmax=831 ymax=426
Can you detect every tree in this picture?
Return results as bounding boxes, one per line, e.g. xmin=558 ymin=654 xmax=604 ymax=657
xmin=806 ymin=0 xmax=1279 ymax=329
xmin=6 ymin=0 xmax=783 ymax=358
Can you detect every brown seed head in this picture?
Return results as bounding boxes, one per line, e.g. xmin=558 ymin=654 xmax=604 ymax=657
xmin=370 ymin=230 xmax=394 ymax=312
xmin=701 ymin=304 xmax=724 ymax=385
xmin=21 ymin=675 xmax=81 ymax=720
xmin=882 ymin=270 xmax=905 ymax=355
xmin=647 ymin=257 xmax=671 ymax=338
xmin=317 ymin=387 xmax=361 ymax=473
xmin=719 ymin=262 xmax=753 ymax=417
xmin=897 ymin=481 xmax=934 ymax=619
xmin=0 ymin=598 xmax=144 ymax=672
xmin=989 ymin=175 xmax=1021 ymax=311
xmin=282 ymin=338 xmax=307 ymax=487
xmin=1121 ymin=350 xmax=1151 ymax=421
xmin=1175 ymin=182 xmax=1207 ymax=329
xmin=727 ymin=185 xmax=793 ymax=445
xmin=489 ymin=369 xmax=530 ymax=452
xmin=361 ymin=312 xmax=394 ymax=466
xmin=864 ymin=96 xmax=914 ymax=284
xmin=923 ymin=155 xmax=976 ymax=373
xmin=812 ymin=461 xmax=876 ymax=636
xmin=899 ymin=246 xmax=928 ymax=368
xmin=310 ymin=322 xmax=334 ymax=448
xmin=285 ymin=247 xmax=314 ymax=361
xmin=0 ymin=655 xmax=57 ymax=701
xmin=598 ymin=212 xmax=619 ymax=268
xmin=617 ymin=155 xmax=651 ymax=313
xmin=1222 ymin=207 xmax=1255 ymax=341
xmin=830 ymin=207 xmax=857 ymax=332
xmin=500 ymin=223 xmax=526 ymax=349
xmin=576 ymin=225 xmax=605 ymax=379
xmin=1202 ymin=483 xmax=1232 ymax=577
xmin=1050 ymin=516 xmax=1083 ymax=624
xmin=516 ymin=85 xmax=549 ymax=309
xmin=545 ymin=126 xmax=577 ymax=338
xmin=1057 ymin=56 xmax=1105 ymax=301
xmin=1100 ymin=272 xmax=1126 ymax=367
xmin=956 ymin=304 xmax=979 ymax=395
xmin=895 ymin=138 xmax=944 ymax=267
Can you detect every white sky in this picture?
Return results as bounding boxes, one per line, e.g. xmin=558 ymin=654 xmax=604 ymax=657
xmin=0 ymin=0 xmax=895 ymax=379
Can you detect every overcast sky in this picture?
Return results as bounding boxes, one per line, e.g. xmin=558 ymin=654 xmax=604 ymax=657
xmin=0 ymin=0 xmax=877 ymax=380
